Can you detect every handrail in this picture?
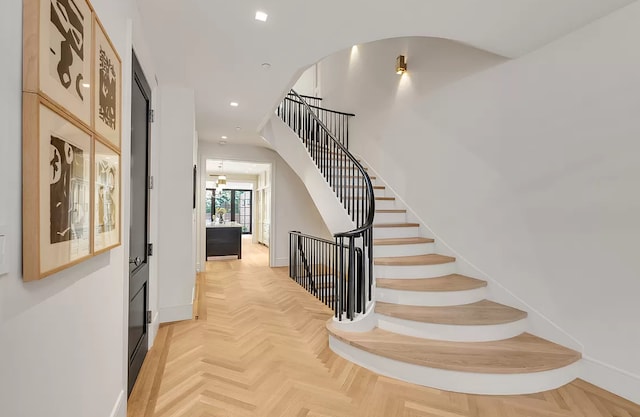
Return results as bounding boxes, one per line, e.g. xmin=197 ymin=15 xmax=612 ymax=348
xmin=283 ymin=97 xmax=356 ymax=117
xmin=287 ymin=89 xmax=375 ymax=235
xmin=289 ymin=230 xmax=334 ymax=245
xmin=281 ymin=89 xmax=375 ymax=321
xmin=287 ymin=92 xmax=323 ymax=101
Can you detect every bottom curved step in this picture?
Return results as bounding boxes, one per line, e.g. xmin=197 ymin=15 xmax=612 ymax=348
xmin=327 ymin=322 xmax=581 ymax=395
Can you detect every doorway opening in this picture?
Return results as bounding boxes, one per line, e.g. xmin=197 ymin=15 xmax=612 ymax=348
xmin=203 ymin=159 xmax=272 ymax=262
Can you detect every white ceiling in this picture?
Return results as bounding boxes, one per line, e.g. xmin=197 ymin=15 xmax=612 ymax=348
xmin=206 ymin=159 xmax=270 ymax=175
xmin=136 ymin=0 xmax=633 ymax=147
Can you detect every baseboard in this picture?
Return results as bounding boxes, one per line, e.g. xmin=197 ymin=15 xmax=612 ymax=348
xmin=148 ymin=311 xmax=160 ymax=348
xmin=274 ymin=257 xmax=288 ymax=267
xmin=159 ymin=304 xmax=193 ymax=323
xmin=581 ymin=356 xmax=640 ymax=405
xmin=109 ymin=390 xmax=125 ymax=417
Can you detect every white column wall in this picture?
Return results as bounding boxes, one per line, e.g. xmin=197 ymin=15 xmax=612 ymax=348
xmin=157 ymin=87 xmax=197 ymax=322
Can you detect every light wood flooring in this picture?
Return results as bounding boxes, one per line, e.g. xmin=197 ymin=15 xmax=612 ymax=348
xmin=128 ymin=239 xmax=640 ymax=417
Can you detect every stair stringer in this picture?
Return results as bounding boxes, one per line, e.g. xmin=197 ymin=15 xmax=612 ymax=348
xmin=261 ymin=114 xmax=355 ymax=235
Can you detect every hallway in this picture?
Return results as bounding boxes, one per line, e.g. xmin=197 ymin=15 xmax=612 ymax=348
xmin=127 ymin=240 xmax=640 ymax=417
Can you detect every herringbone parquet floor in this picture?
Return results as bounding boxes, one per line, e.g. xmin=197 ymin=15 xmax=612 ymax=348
xmin=128 ymin=238 xmax=640 ymax=417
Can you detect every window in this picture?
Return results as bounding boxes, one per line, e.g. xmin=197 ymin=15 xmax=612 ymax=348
xmin=209 ymin=189 xmax=253 ymax=234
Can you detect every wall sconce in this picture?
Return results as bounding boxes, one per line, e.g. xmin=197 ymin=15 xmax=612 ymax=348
xmin=217 ymin=175 xmax=227 ymax=185
xmin=396 ymin=55 xmax=407 ymax=75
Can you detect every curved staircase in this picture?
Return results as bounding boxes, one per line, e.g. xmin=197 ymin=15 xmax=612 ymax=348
xmin=271 ymin=90 xmax=582 ymax=396
xmin=326 ymin=165 xmax=582 ymax=395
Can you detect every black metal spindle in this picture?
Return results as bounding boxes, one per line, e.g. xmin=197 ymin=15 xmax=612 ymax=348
xmin=283 ymin=90 xmax=373 ymax=322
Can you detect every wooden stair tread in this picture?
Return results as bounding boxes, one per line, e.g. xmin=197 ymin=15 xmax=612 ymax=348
xmin=374 ymin=254 xmax=455 ymax=266
xmin=376 ymin=300 xmax=527 ymax=325
xmin=374 ymin=237 xmax=434 ymax=246
xmin=342 ymin=185 xmax=384 ymax=189
xmin=344 ymin=175 xmax=376 ymax=179
xmin=376 ymin=209 xmax=406 ymax=213
xmin=377 ymin=274 xmax=487 ymax=292
xmin=374 ymin=222 xmax=419 ymax=228
xmin=375 ymin=197 xmax=395 ymax=201
xmin=326 ymin=324 xmax=581 ymax=374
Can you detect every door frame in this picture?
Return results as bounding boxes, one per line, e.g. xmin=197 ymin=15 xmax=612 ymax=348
xmin=196 ymin=154 xmax=275 ymax=271
xmin=126 ymin=50 xmax=153 ymax=396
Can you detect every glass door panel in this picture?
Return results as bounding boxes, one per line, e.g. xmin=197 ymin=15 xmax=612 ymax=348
xmin=236 ymin=190 xmax=252 ymax=234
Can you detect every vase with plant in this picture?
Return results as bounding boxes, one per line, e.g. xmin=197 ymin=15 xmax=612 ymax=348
xmin=216 ymin=207 xmax=226 ymax=223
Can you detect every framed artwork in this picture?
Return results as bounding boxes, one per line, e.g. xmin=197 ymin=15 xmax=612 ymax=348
xmin=23 ymin=94 xmax=93 ymax=281
xmin=24 ymin=0 xmax=94 ymax=126
xmin=93 ymin=140 xmax=120 ymax=253
xmin=93 ymin=17 xmax=122 ymax=149
xmin=22 ymin=0 xmax=123 ymax=281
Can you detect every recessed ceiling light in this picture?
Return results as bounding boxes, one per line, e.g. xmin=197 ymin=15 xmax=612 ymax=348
xmin=219 ymin=140 xmax=227 ymax=145
xmin=230 ymin=102 xmax=239 ymax=107
xmin=255 ymin=11 xmax=268 ymax=22
xmin=235 ymin=126 xmax=241 ymax=131
xmin=221 ymin=135 xmax=228 ymax=139
xmin=82 ymin=83 xmax=90 ymax=88
xmin=261 ymin=63 xmax=271 ymax=70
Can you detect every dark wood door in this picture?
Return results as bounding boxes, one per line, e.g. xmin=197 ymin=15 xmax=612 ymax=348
xmin=128 ymin=52 xmax=152 ymax=396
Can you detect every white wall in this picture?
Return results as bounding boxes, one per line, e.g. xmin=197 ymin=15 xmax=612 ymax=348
xmin=198 ymin=142 xmax=331 ymax=267
xmin=0 ymin=1 xmax=158 ymax=416
xmin=261 ymin=115 xmax=356 ymax=236
xmin=316 ymin=6 xmax=640 ymax=403
xmin=157 ymin=87 xmax=197 ymax=322
xmin=292 ymin=64 xmax=320 ymax=97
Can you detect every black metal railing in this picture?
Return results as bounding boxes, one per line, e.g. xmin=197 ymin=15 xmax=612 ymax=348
xmin=279 ymin=95 xmax=355 ymax=148
xmin=290 ymin=231 xmax=367 ymax=317
xmin=289 ymin=232 xmax=338 ymax=310
xmin=280 ymin=90 xmax=374 ymax=321
xmin=286 ymin=92 xmax=322 ymax=107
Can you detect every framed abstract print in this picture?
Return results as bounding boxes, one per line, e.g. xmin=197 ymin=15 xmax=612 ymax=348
xmin=23 ymin=94 xmax=93 ymax=281
xmin=24 ymin=0 xmax=94 ymax=126
xmin=94 ymin=140 xmax=120 ymax=253
xmin=23 ymin=0 xmax=123 ymax=281
xmin=93 ymin=17 xmax=122 ymax=149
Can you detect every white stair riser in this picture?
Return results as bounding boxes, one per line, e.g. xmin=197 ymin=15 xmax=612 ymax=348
xmin=374 ymin=200 xmax=397 ymax=210
xmin=375 ymin=286 xmax=487 ymax=306
xmin=374 ymin=212 xmax=406 ymax=223
xmin=329 ymin=337 xmax=581 ymax=396
xmin=375 ymin=262 xmax=456 ymax=279
xmin=377 ymin=315 xmax=529 ymax=342
xmin=374 ymin=227 xmax=419 ymax=239
xmin=374 ymin=243 xmax=435 ymax=258
xmin=331 ymin=306 xmax=377 ymax=332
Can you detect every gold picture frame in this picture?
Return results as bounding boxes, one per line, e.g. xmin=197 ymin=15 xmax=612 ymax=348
xmin=93 ymin=16 xmax=122 ymax=150
xmin=22 ymin=0 xmax=123 ymax=281
xmin=23 ymin=94 xmax=94 ymax=281
xmin=24 ymin=0 xmax=94 ymax=126
xmin=93 ymin=139 xmax=121 ymax=253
